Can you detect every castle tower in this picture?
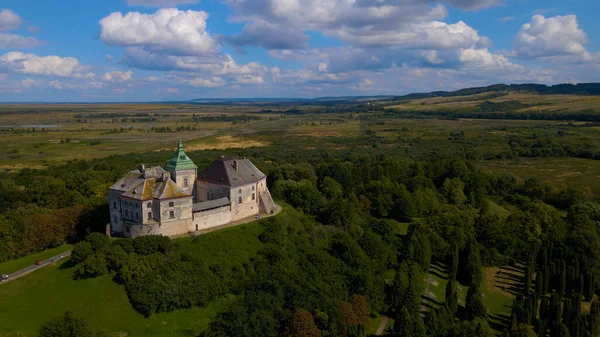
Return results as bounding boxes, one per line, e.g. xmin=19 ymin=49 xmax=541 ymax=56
xmin=165 ymin=140 xmax=198 ymax=196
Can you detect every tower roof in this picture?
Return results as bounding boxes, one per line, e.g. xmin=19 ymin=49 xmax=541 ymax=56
xmin=165 ymin=140 xmax=198 ymax=171
xmin=197 ymin=156 xmax=265 ymax=187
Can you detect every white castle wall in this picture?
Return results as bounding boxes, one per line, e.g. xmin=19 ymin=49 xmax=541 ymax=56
xmin=191 ymin=206 xmax=232 ymax=232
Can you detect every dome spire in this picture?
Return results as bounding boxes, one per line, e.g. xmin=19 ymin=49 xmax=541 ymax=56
xmin=165 ymin=139 xmax=198 ymax=171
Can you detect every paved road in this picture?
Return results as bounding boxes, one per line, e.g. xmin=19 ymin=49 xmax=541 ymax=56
xmin=1 ymin=250 xmax=72 ymax=285
xmin=375 ymin=316 xmax=389 ymax=335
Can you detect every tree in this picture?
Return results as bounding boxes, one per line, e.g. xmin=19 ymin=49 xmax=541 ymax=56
xmin=465 ymin=285 xmax=487 ymax=320
xmin=442 ymin=178 xmax=467 ymax=205
xmin=339 ymin=302 xmax=359 ymax=337
xmin=349 ymin=294 xmax=370 ymax=329
xmin=446 ymin=279 xmax=458 ymax=313
xmin=38 ymin=311 xmax=106 ymax=337
xmin=509 ymin=324 xmax=537 ymax=337
xmin=284 ymin=309 xmax=322 ymax=337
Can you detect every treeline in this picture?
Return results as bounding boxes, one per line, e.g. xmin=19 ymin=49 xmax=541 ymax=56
xmin=191 ymin=114 xmax=261 ymax=123
xmin=260 ymin=104 xmax=385 ymax=115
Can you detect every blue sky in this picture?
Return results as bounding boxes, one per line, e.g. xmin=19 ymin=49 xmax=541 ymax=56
xmin=0 ymin=0 xmax=599 ymax=102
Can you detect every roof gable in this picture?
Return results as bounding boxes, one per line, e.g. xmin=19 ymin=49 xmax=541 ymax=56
xmin=198 ymin=156 xmax=265 ymax=187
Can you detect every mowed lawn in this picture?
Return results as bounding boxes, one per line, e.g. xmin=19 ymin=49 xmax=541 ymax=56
xmin=0 ymin=244 xmax=73 ymax=275
xmin=0 ymin=221 xmax=269 ymax=337
xmin=0 ymin=261 xmax=234 ymax=337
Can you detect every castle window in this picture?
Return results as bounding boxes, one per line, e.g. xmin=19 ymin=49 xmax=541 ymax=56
xmin=239 ymin=189 xmax=242 ymax=194
xmin=147 ymin=212 xmax=152 ymax=220
xmin=136 ymin=213 xmax=139 ymax=220
xmin=252 ymin=186 xmax=255 ymax=191
xmin=169 ymin=201 xmax=174 ymax=207
xmin=238 ymin=196 xmax=242 ymax=204
xmin=113 ymin=202 xmax=117 ymax=209
xmin=169 ymin=211 xmax=175 ymax=219
xmin=184 ymin=178 xmax=188 ymax=187
xmin=125 ymin=210 xmax=129 ymax=216
xmin=252 ymin=193 xmax=255 ymax=201
xmin=147 ymin=202 xmax=151 ymax=209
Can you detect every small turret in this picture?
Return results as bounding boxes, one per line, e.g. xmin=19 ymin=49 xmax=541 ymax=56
xmin=165 ymin=140 xmax=197 ymax=196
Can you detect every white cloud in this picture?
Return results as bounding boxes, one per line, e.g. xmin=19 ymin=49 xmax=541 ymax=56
xmin=0 ymin=10 xmax=42 ymax=48
xmin=498 ymin=16 xmax=515 ymax=23
xmin=226 ymin=20 xmax=309 ymax=50
xmin=513 ymin=15 xmax=588 ymax=59
xmin=0 ymin=9 xmax=21 ymax=32
xmin=0 ymin=52 xmax=88 ymax=77
xmin=102 ymin=70 xmax=133 ymax=82
xmin=21 ymin=78 xmax=42 ymax=88
xmin=183 ymin=76 xmax=226 ymax=87
xmin=99 ymin=9 xmax=217 ymax=56
xmin=126 ymin=0 xmax=198 ymax=7
xmin=0 ymin=33 xmax=42 ymax=48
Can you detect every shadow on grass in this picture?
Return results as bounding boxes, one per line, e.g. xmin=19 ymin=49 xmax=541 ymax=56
xmin=421 ymin=294 xmax=443 ymax=307
xmin=430 ymin=270 xmax=448 ymax=280
xmin=489 ymin=312 xmax=511 ymax=332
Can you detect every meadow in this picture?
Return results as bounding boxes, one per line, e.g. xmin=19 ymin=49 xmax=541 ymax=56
xmin=0 ymin=221 xmax=264 ymax=337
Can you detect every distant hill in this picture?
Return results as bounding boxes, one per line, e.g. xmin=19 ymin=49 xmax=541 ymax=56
xmin=188 ymin=83 xmax=600 ymax=105
xmin=392 ymin=83 xmax=600 ymax=101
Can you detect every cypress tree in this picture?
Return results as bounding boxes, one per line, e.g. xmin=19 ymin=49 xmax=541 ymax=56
xmin=536 ymin=271 xmax=544 ymax=297
xmin=465 ymin=285 xmax=487 ymax=320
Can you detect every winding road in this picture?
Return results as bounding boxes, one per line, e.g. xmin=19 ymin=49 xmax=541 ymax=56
xmin=0 ymin=250 xmax=72 ymax=285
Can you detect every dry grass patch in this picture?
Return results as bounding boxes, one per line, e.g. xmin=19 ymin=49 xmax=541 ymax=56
xmin=184 ymin=135 xmax=269 ymax=151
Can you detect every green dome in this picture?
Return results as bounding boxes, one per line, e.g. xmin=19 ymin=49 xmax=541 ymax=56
xmin=165 ymin=140 xmax=198 ymax=171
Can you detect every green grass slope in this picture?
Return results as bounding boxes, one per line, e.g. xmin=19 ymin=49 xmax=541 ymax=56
xmin=0 ymin=220 xmax=267 ymax=337
xmin=0 ymin=244 xmax=73 ymax=275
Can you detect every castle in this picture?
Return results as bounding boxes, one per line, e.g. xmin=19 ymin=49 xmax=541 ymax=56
xmin=107 ymin=140 xmax=276 ymax=238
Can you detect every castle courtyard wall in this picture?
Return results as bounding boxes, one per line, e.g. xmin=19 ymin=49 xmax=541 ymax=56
xmin=191 ymin=206 xmax=231 ymax=232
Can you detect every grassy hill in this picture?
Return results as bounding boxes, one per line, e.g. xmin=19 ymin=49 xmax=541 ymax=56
xmin=0 ymin=222 xmax=264 ymax=337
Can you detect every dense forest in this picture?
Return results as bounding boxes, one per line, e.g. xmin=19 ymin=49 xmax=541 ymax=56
xmin=2 ymin=143 xmax=600 ymax=337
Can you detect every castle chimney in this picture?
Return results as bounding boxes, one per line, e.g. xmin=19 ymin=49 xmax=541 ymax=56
xmin=139 ymin=164 xmax=145 ymax=174
xmin=233 ymin=160 xmax=238 ymax=171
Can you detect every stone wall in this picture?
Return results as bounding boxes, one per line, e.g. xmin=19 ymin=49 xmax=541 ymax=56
xmin=191 ymin=206 xmax=231 ymax=232
xmin=229 ymin=180 xmax=261 ymax=221
xmin=127 ymin=218 xmax=193 ymax=238
xmin=157 ymin=196 xmax=192 ymax=223
xmin=195 ymin=181 xmax=230 ymax=202
xmin=170 ymin=168 xmax=197 ymax=195
xmin=107 ymin=189 xmax=123 ymax=234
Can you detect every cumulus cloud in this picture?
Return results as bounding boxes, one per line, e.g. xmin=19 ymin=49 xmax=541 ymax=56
xmin=226 ymin=21 xmax=309 ymax=50
xmin=0 ymin=52 xmax=88 ymax=77
xmin=127 ymin=0 xmax=198 ymax=7
xmin=0 ymin=9 xmax=21 ymax=32
xmin=0 ymin=9 xmax=42 ymax=48
xmin=99 ymin=9 xmax=217 ymax=56
xmin=102 ymin=70 xmax=133 ymax=82
xmin=513 ymin=15 xmax=588 ymax=59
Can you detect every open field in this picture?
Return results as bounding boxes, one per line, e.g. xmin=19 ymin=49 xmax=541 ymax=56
xmin=386 ymin=92 xmax=600 ymax=113
xmin=478 ymin=157 xmax=600 ymax=197
xmin=0 ymin=261 xmax=233 ymax=337
xmin=0 ymin=221 xmax=265 ymax=337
